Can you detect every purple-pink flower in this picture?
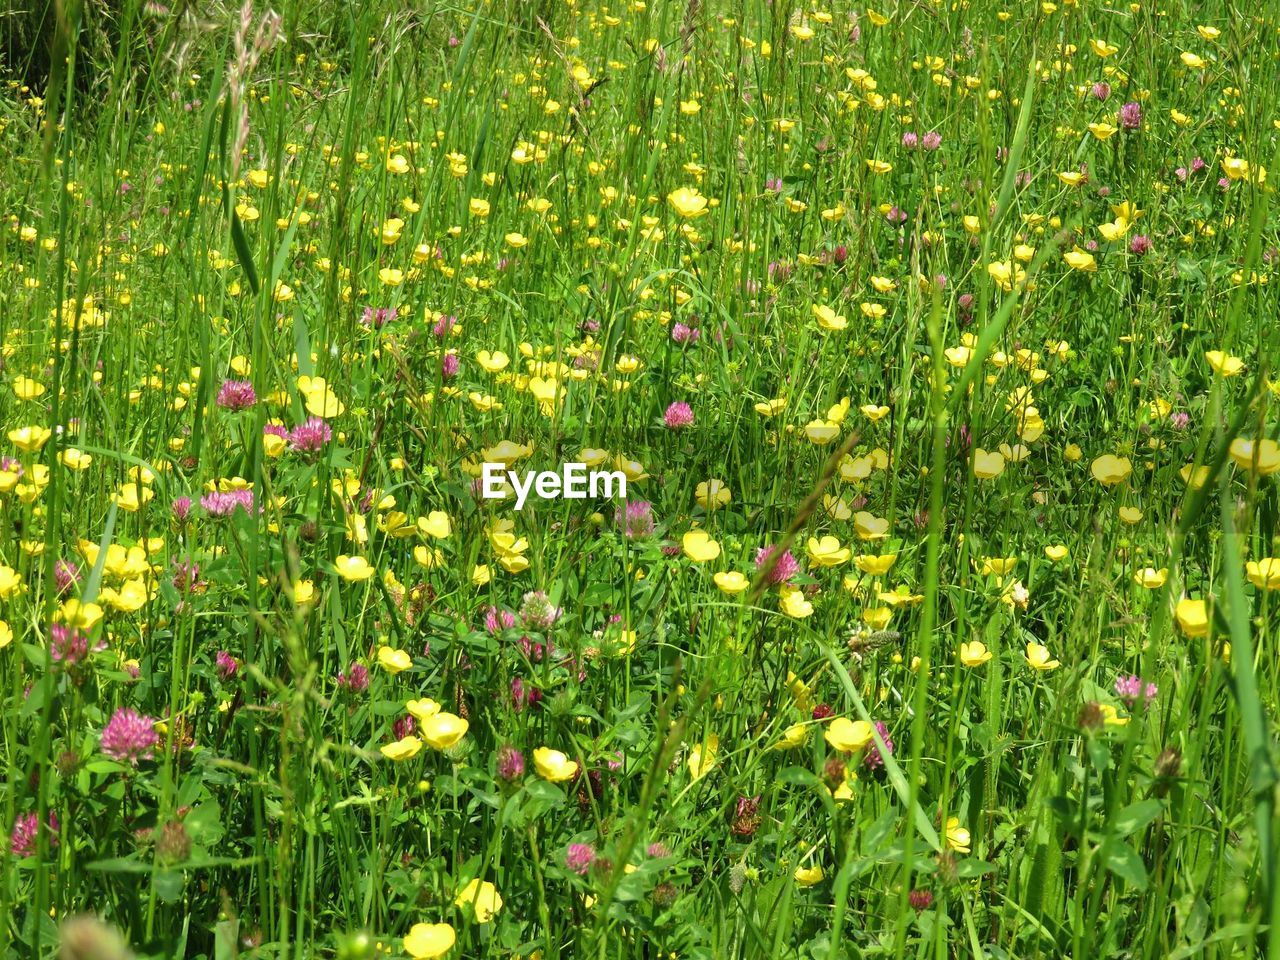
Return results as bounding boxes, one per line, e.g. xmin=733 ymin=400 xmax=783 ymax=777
xmin=216 ymin=379 xmax=257 ymax=411
xmin=288 ymin=417 xmax=332 ymax=457
xmin=664 ymin=402 xmax=694 ymax=429
xmin=101 ymin=707 xmax=159 ymax=765
xmin=616 ymin=500 xmax=655 ymax=539
xmin=10 ymin=811 xmax=58 ymax=858
xmin=755 ymin=546 xmax=800 ymax=585
xmin=200 ymin=489 xmax=255 ymax=518
xmin=1115 ymin=675 xmax=1158 ymax=705
xmin=565 ymin=842 xmax=597 ymax=874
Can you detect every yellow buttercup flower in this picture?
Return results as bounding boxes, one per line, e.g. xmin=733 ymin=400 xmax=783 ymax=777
xmin=959 ymin=641 xmax=992 ymax=667
xmin=779 ymin=584 xmax=814 ymax=618
xmin=1133 ymin=567 xmax=1168 ymax=589
xmin=794 ymin=863 xmax=824 ymax=886
xmin=667 ymin=186 xmax=709 ymax=218
xmin=1175 ymin=598 xmax=1209 ymax=637
xmin=687 ymin=733 xmax=718 ymax=781
xmin=1090 ymin=455 xmax=1132 ymax=486
xmin=1246 ymin=558 xmax=1280 ymax=590
xmin=1024 ymin=642 xmax=1061 ymax=671
xmin=945 ymin=817 xmax=971 ymax=853
xmin=454 ymin=879 xmax=502 ymax=923
xmin=1205 ymin=350 xmax=1245 ymax=377
xmin=824 ymin=716 xmax=874 ymax=752
xmin=972 ymin=448 xmax=1006 ymax=479
xmin=335 ymin=555 xmax=375 ymax=581
xmin=403 ymin=923 xmax=455 ymax=959
xmin=8 ymin=425 xmax=52 ymax=452
xmin=377 ymin=646 xmax=412 ymax=674
xmin=420 ymin=712 xmax=469 ymax=750
xmin=533 ymin=747 xmax=578 ymax=782
xmin=1063 ymin=248 xmax=1096 ymax=272
xmin=806 ymin=535 xmax=850 ymax=568
xmin=682 ymin=529 xmax=721 ymax=563
xmin=1228 ymin=438 xmax=1280 ymax=475
xmin=380 ymin=736 xmax=423 ymax=761
xmin=713 ymin=571 xmax=750 ymax=594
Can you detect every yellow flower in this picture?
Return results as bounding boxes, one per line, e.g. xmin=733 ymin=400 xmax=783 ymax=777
xmin=403 ymin=923 xmax=456 ymax=959
xmin=959 ymin=640 xmax=992 ymax=667
xmin=297 ymin=376 xmax=345 ymax=418
xmin=794 ymin=863 xmax=825 ymax=886
xmin=1089 ymin=38 xmax=1118 ymax=56
xmin=0 ymin=566 xmax=24 ymax=599
xmin=812 ymin=304 xmax=847 ymax=331
xmin=667 ymin=187 xmax=709 ymax=218
xmin=865 ymin=159 xmax=893 ymax=174
xmin=1133 ymin=567 xmax=1168 ymax=589
xmin=533 ymin=747 xmax=578 ymax=782
xmin=972 ymin=448 xmax=1006 ymax=479
xmin=806 ymin=536 xmax=850 ymax=568
xmin=406 ymin=698 xmax=441 ymax=722
xmin=7 ymin=425 xmax=52 ymax=452
xmin=1090 ymin=455 xmax=1132 ymax=486
xmin=335 ymin=555 xmax=375 ymax=581
xmin=713 ymin=571 xmax=750 ymax=594
xmin=417 ymin=511 xmax=452 ymax=539
xmin=803 ymin=420 xmax=840 ymax=444
xmin=824 ymin=716 xmax=874 ymax=753
xmin=1205 ymin=350 xmax=1245 ymax=377
xmin=468 ymin=198 xmax=491 ymax=217
xmin=1118 ymin=506 xmax=1144 ymax=525
xmin=1221 ymin=156 xmax=1266 ymax=184
xmin=57 ymin=598 xmax=102 ymax=630
xmin=687 ymin=733 xmax=718 ymax=781
xmin=1246 ymin=558 xmax=1280 ymax=591
xmin=853 ymin=511 xmax=890 ymax=541
xmin=380 ymin=736 xmax=423 ymax=761
xmin=377 ymin=645 xmax=412 ymax=674
xmin=476 ymin=350 xmax=509 ymax=373
xmin=682 ymin=530 xmax=721 ymax=563
xmin=1044 ymin=545 xmax=1069 ymax=562
xmin=420 ymin=712 xmax=469 ymax=750
xmin=854 ymin=553 xmax=898 ymax=576
xmin=1024 ymin=642 xmax=1061 ymax=671
xmin=779 ymin=584 xmax=814 ymax=618
xmin=453 ymin=879 xmax=503 ymax=923
xmin=1175 ymin=598 xmax=1209 ymax=637
xmin=1228 ymin=438 xmax=1280 ymax=475
xmin=1097 ymin=704 xmax=1129 ymax=726
xmin=1180 ymin=464 xmax=1210 ymax=489
xmin=945 ymin=817 xmax=971 ymax=853
xmin=695 ymin=479 xmax=732 ymax=510
xmin=776 ymin=723 xmax=810 ymax=749
xmin=1063 ymin=249 xmax=1097 ymax=272
xmin=0 ymin=620 xmax=11 ymax=648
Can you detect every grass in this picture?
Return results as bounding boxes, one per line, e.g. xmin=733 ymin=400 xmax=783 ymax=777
xmin=1 ymin=0 xmax=1279 ymax=957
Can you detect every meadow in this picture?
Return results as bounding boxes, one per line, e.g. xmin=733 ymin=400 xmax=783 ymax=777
xmin=2 ymin=0 xmax=1279 ymax=957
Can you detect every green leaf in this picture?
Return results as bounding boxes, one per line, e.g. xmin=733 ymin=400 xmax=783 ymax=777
xmin=775 ymin=766 xmax=820 ymax=787
xmin=1111 ymin=798 xmax=1163 ymax=839
xmin=1100 ymin=839 xmax=1148 ymax=890
xmin=229 ymin=208 xmax=260 ymax=296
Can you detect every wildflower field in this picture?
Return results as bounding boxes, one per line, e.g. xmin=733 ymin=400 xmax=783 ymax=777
xmin=2 ymin=0 xmax=1280 ymax=956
